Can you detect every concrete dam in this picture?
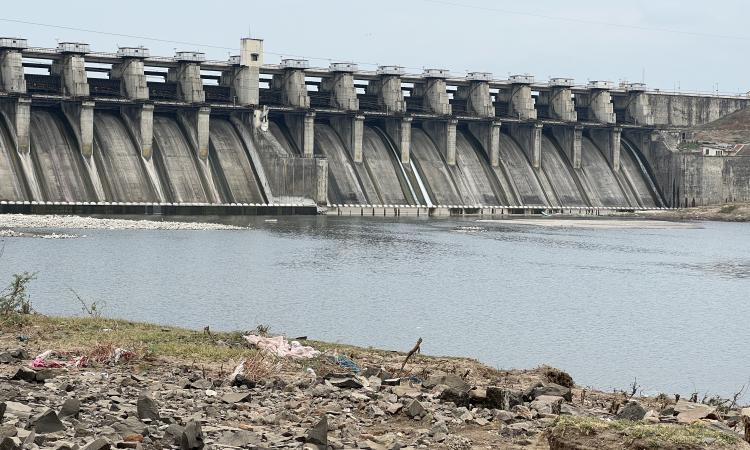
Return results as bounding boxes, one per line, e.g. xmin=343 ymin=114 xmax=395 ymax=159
xmin=0 ymin=37 xmax=747 ymax=215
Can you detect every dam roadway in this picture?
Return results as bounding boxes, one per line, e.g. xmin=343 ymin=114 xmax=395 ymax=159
xmin=0 ymin=37 xmax=747 ymax=215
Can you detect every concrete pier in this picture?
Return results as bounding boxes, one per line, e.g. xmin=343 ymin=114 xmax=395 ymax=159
xmin=122 ymin=104 xmax=154 ymax=159
xmin=456 ymin=72 xmax=494 ymax=117
xmin=177 ymin=107 xmax=211 ymax=160
xmin=0 ymin=98 xmax=30 ymax=154
xmin=618 ymin=83 xmax=654 ymax=126
xmin=321 ymin=63 xmax=359 ymax=111
xmin=609 ymin=127 xmax=622 ymax=171
xmin=467 ymin=120 xmax=501 ymax=167
xmin=220 ymin=38 xmax=262 ymax=106
xmin=168 ymin=51 xmax=206 ymax=103
xmin=285 ymin=111 xmax=316 ymax=157
xmin=589 ymin=127 xmax=622 ymax=171
xmin=385 ymin=117 xmax=412 ymax=163
xmin=315 ymin=158 xmax=328 ymax=205
xmin=502 ymin=75 xmax=537 ymax=120
xmin=551 ymin=125 xmax=582 ymax=169
xmin=0 ymin=38 xmax=27 ymax=94
xmin=579 ymin=81 xmax=616 ymax=124
xmin=414 ymin=69 xmax=452 ymax=115
xmin=538 ymin=78 xmax=577 ymax=122
xmin=51 ymin=43 xmax=90 ymax=97
xmin=61 ymin=101 xmax=94 ymax=157
xmin=509 ymin=123 xmax=542 ymax=168
xmin=423 ymin=118 xmax=458 ymax=165
xmin=111 ymin=47 xmax=149 ymax=100
xmin=275 ymin=59 xmax=310 ymax=108
xmin=369 ymin=66 xmax=406 ymax=113
xmin=330 ymin=114 xmax=364 ymax=162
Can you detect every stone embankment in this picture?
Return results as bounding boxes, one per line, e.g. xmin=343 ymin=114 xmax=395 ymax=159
xmin=0 ymin=317 xmax=748 ymax=450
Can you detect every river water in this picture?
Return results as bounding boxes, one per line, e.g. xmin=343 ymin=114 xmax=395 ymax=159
xmin=1 ymin=216 xmax=749 ymax=399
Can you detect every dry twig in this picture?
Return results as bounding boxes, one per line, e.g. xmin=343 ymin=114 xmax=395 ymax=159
xmin=399 ymin=337 xmax=422 ymax=374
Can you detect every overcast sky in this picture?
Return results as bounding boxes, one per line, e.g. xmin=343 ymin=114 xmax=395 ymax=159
xmin=2 ymin=0 xmax=748 ymax=93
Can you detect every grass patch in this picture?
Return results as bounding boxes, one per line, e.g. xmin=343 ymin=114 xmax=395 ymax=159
xmin=551 ymin=416 xmax=739 ymax=448
xmin=4 ymin=315 xmax=260 ymax=363
xmin=719 ymin=204 xmax=738 ymax=214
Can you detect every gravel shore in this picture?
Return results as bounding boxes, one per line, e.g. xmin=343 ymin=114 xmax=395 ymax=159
xmin=0 ymin=215 xmax=245 ymax=231
xmin=0 ymin=316 xmax=747 ymax=450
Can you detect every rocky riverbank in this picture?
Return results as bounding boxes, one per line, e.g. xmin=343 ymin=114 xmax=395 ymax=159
xmin=638 ymin=203 xmax=750 ymax=222
xmin=0 ymin=315 xmax=748 ymax=450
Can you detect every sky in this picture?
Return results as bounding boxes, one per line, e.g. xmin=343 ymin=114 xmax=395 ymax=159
xmin=1 ymin=0 xmax=748 ymax=94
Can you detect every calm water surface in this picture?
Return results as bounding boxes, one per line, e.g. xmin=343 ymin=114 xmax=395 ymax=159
xmin=1 ymin=216 xmax=749 ymax=399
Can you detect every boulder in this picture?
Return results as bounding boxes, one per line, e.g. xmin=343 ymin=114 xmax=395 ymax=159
xmin=494 ymin=410 xmax=515 ymax=423
xmin=0 ymin=403 xmax=5 ymax=423
xmin=82 ymin=438 xmax=110 ymax=450
xmin=674 ymin=400 xmax=718 ymax=424
xmin=438 ymin=387 xmax=470 ymax=407
xmin=0 ymin=437 xmax=19 ymax=450
xmin=423 ymin=372 xmax=470 ymax=393
xmin=59 ymin=398 xmax=81 ymax=419
xmin=526 ymin=382 xmax=572 ymax=402
xmin=306 ymin=416 xmax=327 ymax=446
xmin=643 ymin=409 xmax=660 ymax=423
xmin=221 ymin=392 xmax=251 ymax=404
xmin=30 ymin=409 xmax=65 ymax=434
xmin=616 ymin=401 xmax=646 ymax=421
xmin=163 ymin=424 xmax=184 ymax=445
xmin=232 ymin=374 xmax=257 ymax=389
xmin=180 ymin=421 xmax=203 ymax=450
xmin=328 ymin=377 xmax=363 ymax=389
xmin=530 ymin=395 xmax=564 ymax=415
xmin=485 ymin=387 xmax=523 ymax=410
xmin=404 ymin=399 xmax=426 ymax=418
xmin=10 ymin=367 xmax=37 ymax=383
xmin=217 ymin=430 xmax=260 ymax=448
xmin=136 ymin=395 xmax=160 ymax=422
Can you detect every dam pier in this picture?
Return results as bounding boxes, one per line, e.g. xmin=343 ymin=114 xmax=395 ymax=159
xmin=0 ymin=36 xmax=748 ymax=216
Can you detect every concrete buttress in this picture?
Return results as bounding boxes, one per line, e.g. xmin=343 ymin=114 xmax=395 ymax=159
xmin=61 ymin=101 xmax=95 ymax=157
xmin=423 ymin=119 xmax=458 ymax=166
xmin=0 ymin=97 xmax=31 ymax=154
xmin=467 ymin=120 xmax=501 ymax=167
xmin=177 ymin=107 xmax=211 ymax=160
xmin=509 ymin=123 xmax=543 ymax=169
xmin=330 ymin=114 xmax=364 ymax=162
xmin=122 ymin=104 xmax=154 ymax=159
xmin=385 ymin=117 xmax=412 ymax=164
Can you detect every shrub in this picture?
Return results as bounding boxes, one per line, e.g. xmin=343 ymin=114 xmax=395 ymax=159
xmin=0 ymin=272 xmax=36 ymax=319
xmin=544 ymin=367 xmax=575 ymax=388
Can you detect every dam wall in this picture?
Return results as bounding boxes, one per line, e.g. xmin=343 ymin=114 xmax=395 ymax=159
xmin=0 ymin=37 xmax=747 ymax=213
xmin=624 ymin=130 xmax=750 ymax=207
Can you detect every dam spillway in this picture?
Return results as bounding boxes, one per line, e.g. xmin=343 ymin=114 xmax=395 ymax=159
xmin=5 ymin=37 xmax=748 ymax=214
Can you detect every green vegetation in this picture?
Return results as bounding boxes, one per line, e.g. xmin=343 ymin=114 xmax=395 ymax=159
xmin=677 ymin=142 xmax=701 ymax=151
xmin=0 ymin=272 xmax=36 ymax=325
xmin=5 ymin=315 xmax=257 ymax=363
xmin=550 ymin=416 xmax=739 ymax=448
xmin=719 ymin=204 xmax=738 ymax=214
